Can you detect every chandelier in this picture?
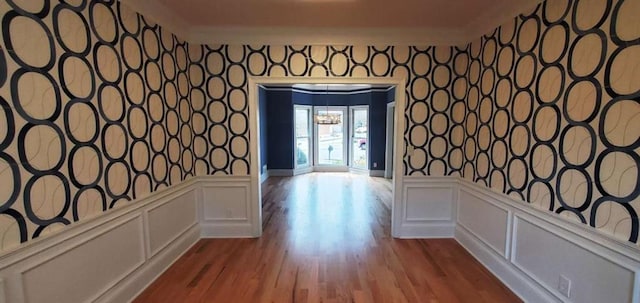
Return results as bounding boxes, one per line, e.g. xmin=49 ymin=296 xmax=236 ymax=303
xmin=313 ymin=84 xmax=341 ymax=125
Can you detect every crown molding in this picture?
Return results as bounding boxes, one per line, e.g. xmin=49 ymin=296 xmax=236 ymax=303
xmin=188 ymin=26 xmax=470 ymax=47
xmin=462 ymin=0 xmax=544 ymax=43
xmin=119 ymin=0 xmax=190 ymax=40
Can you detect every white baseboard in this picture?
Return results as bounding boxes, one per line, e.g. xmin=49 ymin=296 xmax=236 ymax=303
xmin=395 ymin=222 xmax=455 ymax=238
xmin=200 ymin=223 xmax=256 ymax=238
xmin=260 ymin=171 xmax=269 ymax=183
xmin=369 ymin=170 xmax=385 ymax=177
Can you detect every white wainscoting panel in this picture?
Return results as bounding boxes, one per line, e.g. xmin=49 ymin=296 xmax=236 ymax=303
xmin=2 ymin=174 xmax=640 ymax=303
xmin=513 ymin=215 xmax=637 ymax=303
xmin=396 ymin=177 xmax=457 ymax=238
xmin=457 ymin=189 xmax=510 ymax=258
xmin=21 ymin=215 xmax=145 ymax=303
xmin=147 ymin=190 xmax=197 ymax=257
xmin=0 ymin=179 xmax=200 ymax=303
xmin=455 ymin=179 xmax=640 ymax=303
xmin=199 ymin=176 xmax=256 ymax=238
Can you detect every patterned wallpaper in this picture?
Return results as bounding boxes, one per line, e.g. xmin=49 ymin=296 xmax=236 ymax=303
xmin=189 ymin=44 xmax=462 ymax=177
xmin=0 ymin=0 xmax=192 ymax=252
xmin=0 ymin=1 xmax=461 ymax=252
xmin=0 ymin=0 xmax=638 ymax=253
xmin=461 ymin=0 xmax=640 ymax=246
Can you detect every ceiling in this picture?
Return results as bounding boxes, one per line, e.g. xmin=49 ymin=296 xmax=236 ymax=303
xmin=123 ymin=0 xmax=542 ymax=46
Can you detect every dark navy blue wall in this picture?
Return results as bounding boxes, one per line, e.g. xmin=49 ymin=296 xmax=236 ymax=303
xmin=266 ymin=90 xmax=294 ymax=170
xmin=258 ymin=87 xmax=268 ymax=174
xmin=262 ymin=89 xmax=393 ymax=171
xmin=369 ymin=91 xmax=388 ymax=170
xmin=386 ymin=87 xmax=396 ymax=103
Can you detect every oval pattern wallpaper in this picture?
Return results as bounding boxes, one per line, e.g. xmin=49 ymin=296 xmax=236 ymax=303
xmin=189 ymin=44 xmax=461 ymax=177
xmin=0 ymin=0 xmax=638 ymax=253
xmin=0 ymin=0 xmax=193 ymax=252
xmin=462 ymin=0 xmax=640 ymax=245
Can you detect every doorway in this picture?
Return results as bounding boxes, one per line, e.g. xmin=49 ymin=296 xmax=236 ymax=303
xmin=248 ymin=77 xmax=406 ymax=238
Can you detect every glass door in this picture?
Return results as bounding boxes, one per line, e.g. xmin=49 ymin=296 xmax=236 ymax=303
xmin=314 ymin=107 xmax=347 ymax=167
xmin=350 ymin=106 xmax=369 ymax=170
xmin=294 ymin=105 xmax=312 ymax=168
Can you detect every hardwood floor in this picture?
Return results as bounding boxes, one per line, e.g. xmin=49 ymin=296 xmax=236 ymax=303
xmin=135 ymin=173 xmax=521 ymax=303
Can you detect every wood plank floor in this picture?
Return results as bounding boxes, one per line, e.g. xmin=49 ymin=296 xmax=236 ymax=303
xmin=135 ymin=173 xmax=521 ymax=303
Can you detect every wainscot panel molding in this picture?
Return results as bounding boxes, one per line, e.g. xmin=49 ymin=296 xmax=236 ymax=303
xmin=0 ymin=179 xmax=200 ymax=303
xmin=199 ymin=176 xmax=257 ymax=238
xmin=455 ymin=179 xmax=640 ymax=303
xmin=396 ymin=176 xmax=458 ymax=238
xmin=0 ymin=175 xmax=637 ymax=302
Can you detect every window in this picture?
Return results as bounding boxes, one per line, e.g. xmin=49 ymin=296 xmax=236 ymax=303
xmin=294 ymin=105 xmax=312 ymax=168
xmin=314 ymin=107 xmax=347 ymax=167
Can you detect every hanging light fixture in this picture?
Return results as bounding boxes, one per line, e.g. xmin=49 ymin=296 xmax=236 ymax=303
xmin=314 ymin=84 xmax=341 ymax=125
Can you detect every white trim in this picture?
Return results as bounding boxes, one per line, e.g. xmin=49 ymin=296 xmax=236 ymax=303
xmin=0 ymin=178 xmax=199 ymax=268
xmin=457 ymin=188 xmax=511 ymax=258
xmin=248 ymin=82 xmax=264 ymax=238
xmin=248 ymin=76 xmax=407 ymax=239
xmin=0 ymin=174 xmax=639 ymax=302
xmin=457 ymin=178 xmax=640 ymax=262
xmin=260 ymin=171 xmax=269 ymax=183
xmin=0 ymin=179 xmax=201 ymax=303
xmin=396 ymin=176 xmax=457 ymax=238
xmin=385 ymin=101 xmax=395 ymax=179
xmin=96 ymin=226 xmax=199 ymax=303
xmin=455 ymin=225 xmax=557 ymax=303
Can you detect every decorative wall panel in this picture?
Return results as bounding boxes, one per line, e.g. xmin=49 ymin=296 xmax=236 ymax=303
xmin=462 ymin=0 xmax=640 ymax=246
